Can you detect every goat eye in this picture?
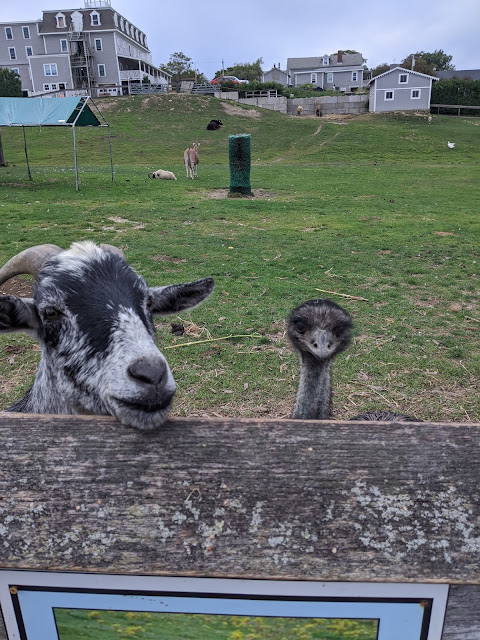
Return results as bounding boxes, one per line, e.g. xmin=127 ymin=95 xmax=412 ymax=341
xmin=146 ymin=297 xmax=153 ymax=311
xmin=43 ymin=307 xmax=61 ymax=321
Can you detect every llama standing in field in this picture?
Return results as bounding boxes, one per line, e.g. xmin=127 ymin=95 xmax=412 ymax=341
xmin=184 ymin=142 xmax=200 ymax=179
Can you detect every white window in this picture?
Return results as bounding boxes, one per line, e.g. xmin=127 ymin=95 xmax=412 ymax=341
xmin=44 ymin=63 xmax=58 ymax=76
xmin=352 ymin=71 xmax=358 ymax=82
xmin=385 ymin=90 xmax=394 ymax=100
xmin=399 ymin=73 xmax=408 ymax=84
xmin=43 ymin=84 xmax=50 ymax=91
xmin=25 ymin=46 xmax=33 ymax=57
xmin=411 ymin=89 xmax=421 ymax=99
xmin=98 ymin=63 xmax=106 ymax=77
xmin=56 ymin=13 xmax=66 ymax=28
xmin=327 ymin=72 xmax=333 ymax=83
xmin=22 ymin=26 xmax=30 ymax=39
xmin=90 ymin=11 xmax=101 ymax=26
xmin=5 ymin=27 xmax=13 ymax=40
xmin=51 ymin=83 xmax=57 ymax=90
xmin=60 ymin=39 xmax=68 ymax=52
xmin=12 ymin=68 xmax=19 ymax=75
xmin=323 ymin=55 xmax=329 ymax=65
xmin=95 ymin=38 xmax=102 ymax=51
xmin=311 ymin=73 xmax=317 ymax=84
xmin=8 ymin=47 xmax=16 ymax=60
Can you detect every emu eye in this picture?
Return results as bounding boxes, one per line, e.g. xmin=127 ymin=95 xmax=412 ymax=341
xmin=294 ymin=319 xmax=306 ymax=334
xmin=43 ymin=307 xmax=61 ymax=321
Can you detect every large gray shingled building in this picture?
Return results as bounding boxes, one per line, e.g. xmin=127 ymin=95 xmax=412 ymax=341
xmin=286 ymin=51 xmax=366 ymax=91
xmin=0 ymin=0 xmax=170 ymax=96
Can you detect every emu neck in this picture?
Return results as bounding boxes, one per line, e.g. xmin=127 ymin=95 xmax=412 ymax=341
xmin=292 ymin=352 xmax=332 ymax=420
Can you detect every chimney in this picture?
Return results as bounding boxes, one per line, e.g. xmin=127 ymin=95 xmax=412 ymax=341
xmin=337 ymin=50 xmax=343 ymax=64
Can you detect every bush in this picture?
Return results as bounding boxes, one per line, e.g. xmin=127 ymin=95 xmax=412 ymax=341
xmin=432 ymin=78 xmax=480 ymax=115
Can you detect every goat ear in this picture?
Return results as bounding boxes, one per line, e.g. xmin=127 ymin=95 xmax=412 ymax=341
xmin=0 ymin=296 xmax=39 ymax=334
xmin=149 ymin=277 xmax=214 ymax=315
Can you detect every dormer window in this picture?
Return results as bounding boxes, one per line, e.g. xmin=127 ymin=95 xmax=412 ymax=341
xmin=55 ymin=13 xmax=66 ymax=28
xmin=323 ymin=55 xmax=329 ymax=65
xmin=90 ymin=11 xmax=101 ymax=26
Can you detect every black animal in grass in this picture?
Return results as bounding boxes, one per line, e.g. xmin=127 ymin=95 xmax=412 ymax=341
xmin=287 ymin=299 xmax=421 ymax=422
xmin=207 ymin=119 xmax=223 ymax=131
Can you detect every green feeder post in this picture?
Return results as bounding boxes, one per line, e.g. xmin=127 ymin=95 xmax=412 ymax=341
xmin=229 ymin=134 xmax=253 ymax=196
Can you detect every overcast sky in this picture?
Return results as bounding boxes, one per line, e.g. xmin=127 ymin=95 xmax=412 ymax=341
xmin=2 ymin=0 xmax=478 ymax=79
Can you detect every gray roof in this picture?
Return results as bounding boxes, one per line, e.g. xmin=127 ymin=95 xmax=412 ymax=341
xmin=287 ymin=52 xmax=364 ymax=70
xmin=435 ymin=69 xmax=480 ymax=81
xmin=367 ymin=66 xmax=439 ymax=85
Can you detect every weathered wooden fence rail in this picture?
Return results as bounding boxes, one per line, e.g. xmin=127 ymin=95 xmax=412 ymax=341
xmin=431 ymin=103 xmax=480 ymax=116
xmin=0 ymin=413 xmax=479 ymax=638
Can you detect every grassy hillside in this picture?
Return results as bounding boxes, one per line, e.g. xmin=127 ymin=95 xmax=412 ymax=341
xmin=0 ymin=95 xmax=479 ymax=421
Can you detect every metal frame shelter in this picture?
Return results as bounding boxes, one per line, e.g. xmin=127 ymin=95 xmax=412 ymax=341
xmin=0 ymin=96 xmax=113 ymax=190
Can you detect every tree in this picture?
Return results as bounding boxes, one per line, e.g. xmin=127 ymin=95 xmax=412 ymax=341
xmin=214 ymin=58 xmax=263 ymax=83
xmin=400 ymin=50 xmax=455 ymax=75
xmin=0 ymin=67 xmax=22 ymax=97
xmin=159 ymin=52 xmax=196 ymax=86
xmin=0 ymin=68 xmax=22 ymax=167
xmin=371 ymin=63 xmax=390 ymax=77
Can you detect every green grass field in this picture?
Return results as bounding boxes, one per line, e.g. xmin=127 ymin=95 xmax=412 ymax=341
xmin=54 ymin=609 xmax=377 ymax=640
xmin=0 ymin=94 xmax=479 ymax=421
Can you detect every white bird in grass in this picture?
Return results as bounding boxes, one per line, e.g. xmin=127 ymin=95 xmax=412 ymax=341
xmin=447 ymin=141 xmax=455 ymax=149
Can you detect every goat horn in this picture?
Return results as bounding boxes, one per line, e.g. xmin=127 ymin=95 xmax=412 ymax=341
xmin=0 ymin=244 xmax=63 ymax=286
xmin=100 ymin=244 xmax=125 ymax=258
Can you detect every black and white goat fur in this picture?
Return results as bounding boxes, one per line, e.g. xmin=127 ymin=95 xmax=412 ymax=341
xmin=0 ymin=241 xmax=214 ymax=431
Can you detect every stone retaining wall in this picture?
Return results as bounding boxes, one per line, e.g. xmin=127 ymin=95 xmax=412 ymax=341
xmin=213 ymin=92 xmax=368 ymax=115
xmin=287 ymin=94 xmax=368 ymax=116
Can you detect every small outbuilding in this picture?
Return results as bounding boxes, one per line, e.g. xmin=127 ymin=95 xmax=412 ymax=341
xmin=262 ymin=65 xmax=291 ymax=87
xmin=367 ymin=67 xmax=438 ymax=113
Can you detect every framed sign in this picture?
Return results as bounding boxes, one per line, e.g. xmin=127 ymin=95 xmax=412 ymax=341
xmin=0 ymin=571 xmax=448 ymax=640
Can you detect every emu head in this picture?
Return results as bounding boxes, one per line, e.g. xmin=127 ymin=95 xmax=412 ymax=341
xmin=287 ymin=299 xmax=353 ymax=362
xmin=0 ymin=241 xmax=214 ymax=431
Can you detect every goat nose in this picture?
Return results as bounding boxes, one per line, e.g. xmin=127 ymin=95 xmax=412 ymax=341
xmin=128 ymin=359 xmax=167 ymax=386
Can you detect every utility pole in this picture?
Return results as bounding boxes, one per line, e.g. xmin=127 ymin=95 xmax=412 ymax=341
xmin=222 ymin=58 xmax=225 ymax=75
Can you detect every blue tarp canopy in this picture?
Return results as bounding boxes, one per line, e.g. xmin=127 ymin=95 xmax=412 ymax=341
xmin=0 ymin=96 xmax=102 ymax=127
xmin=0 ymin=96 xmax=101 ymax=127
xmin=0 ymin=96 xmax=112 ymax=189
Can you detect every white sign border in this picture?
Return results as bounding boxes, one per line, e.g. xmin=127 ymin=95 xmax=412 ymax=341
xmin=0 ymin=570 xmax=449 ymax=640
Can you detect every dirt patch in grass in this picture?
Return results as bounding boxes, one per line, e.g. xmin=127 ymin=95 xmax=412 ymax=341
xmin=0 ymin=276 xmax=34 ymax=297
xmin=152 ymin=254 xmax=188 ymax=264
xmin=221 ymin=102 xmax=261 ymax=118
xmin=206 ymin=188 xmax=277 ymax=199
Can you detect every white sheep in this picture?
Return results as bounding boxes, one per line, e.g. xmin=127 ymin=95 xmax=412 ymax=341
xmin=427 ymin=115 xmax=432 ymax=124
xmin=296 ymin=105 xmax=304 ymax=116
xmin=148 ymin=169 xmax=177 ymax=180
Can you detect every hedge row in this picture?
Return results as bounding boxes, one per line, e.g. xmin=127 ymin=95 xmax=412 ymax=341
xmin=432 ymin=78 xmax=480 ymax=106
